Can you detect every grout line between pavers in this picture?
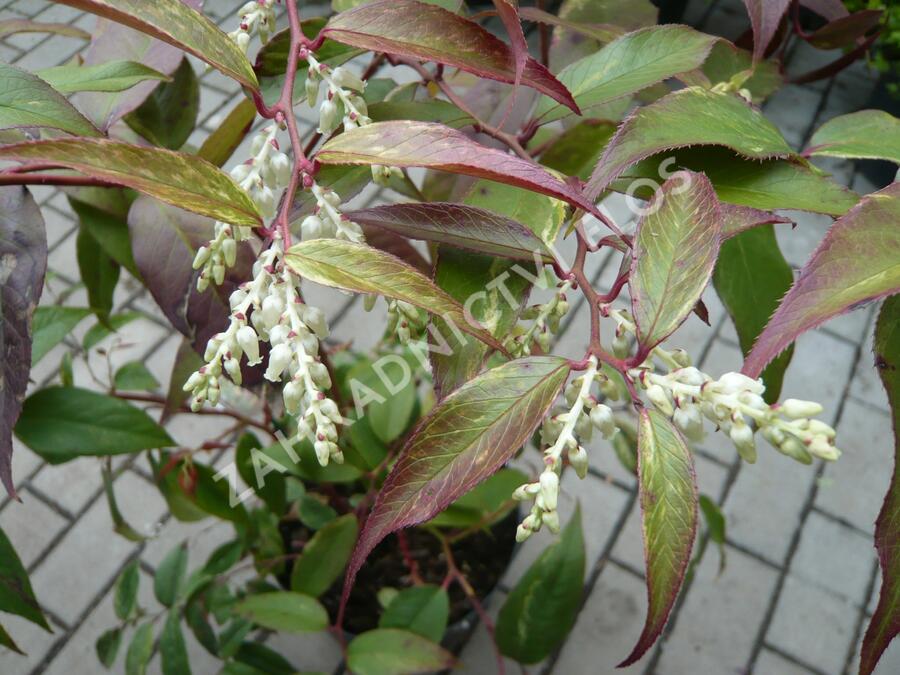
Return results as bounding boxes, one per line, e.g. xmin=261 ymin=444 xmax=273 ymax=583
xmin=763 ymin=641 xmax=830 ymax=675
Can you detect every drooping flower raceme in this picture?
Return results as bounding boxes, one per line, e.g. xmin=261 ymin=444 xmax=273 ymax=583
xmin=228 ymin=0 xmax=278 ymax=53
xmin=506 ymin=278 xmax=572 ymax=357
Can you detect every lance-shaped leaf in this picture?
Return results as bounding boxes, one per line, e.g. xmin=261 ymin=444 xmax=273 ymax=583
xmin=346 ymin=203 xmax=553 ymax=262
xmin=534 ymin=25 xmax=717 ymax=124
xmin=630 ymin=172 xmax=722 ymax=351
xmin=742 ymin=0 xmax=791 ymax=61
xmin=807 ymin=9 xmax=883 ymax=49
xmin=347 ymin=629 xmax=455 ymax=675
xmin=517 ymin=7 xmax=624 ymax=43
xmin=317 ymin=121 xmax=606 ymax=221
xmin=36 ymin=61 xmax=170 ymax=94
xmin=0 ymin=139 xmax=262 ymax=227
xmin=323 ymin=0 xmax=578 ymax=112
xmin=620 ymin=409 xmax=698 ymax=667
xmin=285 ymin=238 xmax=503 ymax=351
xmin=586 ymin=88 xmax=796 ymax=199
xmin=0 ymin=19 xmax=90 ymax=40
xmin=0 ymin=187 xmax=46 ymax=498
xmin=53 ymin=0 xmax=258 ymax=90
xmin=860 ymin=296 xmax=900 ymax=675
xmin=807 ymin=110 xmax=900 ymax=164
xmin=743 ymin=182 xmax=900 ymax=378
xmin=714 ymin=225 xmax=794 ymax=403
xmin=0 ymin=525 xmax=50 ymax=632
xmin=720 ymin=203 xmax=792 ymax=239
xmin=198 ymin=98 xmax=257 ymax=168
xmin=0 ymin=62 xmax=101 ymax=137
xmin=493 ymin=0 xmax=527 ymax=92
xmin=342 ymin=356 xmax=570 ymax=615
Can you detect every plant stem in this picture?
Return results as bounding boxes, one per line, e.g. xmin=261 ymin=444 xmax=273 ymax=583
xmin=115 ymin=392 xmax=274 ymax=436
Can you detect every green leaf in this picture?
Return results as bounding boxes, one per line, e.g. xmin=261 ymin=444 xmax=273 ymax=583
xmin=291 ymin=514 xmax=359 ymax=597
xmin=198 ymin=98 xmax=256 ymax=168
xmin=104 ymin=461 xmax=147 ymax=541
xmin=96 ymin=628 xmax=123 ymax=669
xmin=586 ymin=87 xmax=796 ymax=199
xmin=0 ymin=61 xmax=101 ymax=136
xmin=699 ymin=494 xmax=727 ymax=574
xmin=346 ymin=202 xmax=554 ymax=262
xmin=53 ymin=0 xmax=258 ymax=90
xmin=77 ymin=227 xmax=120 ymax=321
xmin=323 ymin=0 xmax=577 ymax=111
xmin=535 ymin=25 xmax=716 ymax=124
xmin=233 ymin=642 xmax=297 ymax=675
xmin=620 ymin=409 xmax=698 ymax=667
xmin=744 ymin=182 xmax=900 ymax=378
xmin=154 ymin=542 xmax=188 ymax=607
xmin=613 ymin=147 xmax=859 ymax=216
xmin=713 ymin=225 xmax=794 ymax=402
xmin=235 ymin=432 xmax=286 ymax=515
xmin=124 ymin=621 xmax=155 ymax=675
xmin=345 ymin=357 xmax=570 ymax=601
xmin=297 ymin=494 xmax=338 ymax=531
xmin=114 ymin=560 xmax=140 ymax=620
xmin=368 ymin=99 xmax=474 ymax=128
xmin=124 ymin=58 xmax=199 ymax=150
xmin=346 ymin=352 xmax=418 ymax=443
xmin=860 ymin=295 xmax=900 ymax=675
xmin=807 ymin=109 xmax=900 ymax=164
xmin=114 ymin=362 xmax=160 ymax=392
xmin=496 ymin=507 xmax=585 ymax=663
xmin=285 ymin=238 xmax=504 ymax=352
xmin=159 ymin=611 xmax=191 ymax=675
xmin=630 ymin=172 xmax=722 ymax=351
xmin=70 ymin=198 xmax=139 ymax=279
xmin=30 ymin=307 xmax=91 ymax=366
xmin=233 ymin=592 xmax=329 ymax=633
xmin=346 ymin=628 xmax=455 ymax=675
xmin=0 ymin=525 xmax=50 ymax=631
xmin=539 ymin=119 xmax=617 ymax=181
xmin=429 ymin=467 xmax=528 ymax=528
xmin=462 ymin=179 xmax=567 ymax=247
xmin=379 ymin=585 xmax=449 ymax=643
xmin=0 ymin=19 xmax=90 ymax=40
xmin=162 ymin=338 xmax=203 ymax=422
xmin=15 ymin=386 xmax=174 ymax=464
xmin=0 ymin=139 xmax=262 ymax=227
xmin=694 ymin=40 xmax=782 ymax=103
xmin=36 ymin=60 xmax=170 ymax=93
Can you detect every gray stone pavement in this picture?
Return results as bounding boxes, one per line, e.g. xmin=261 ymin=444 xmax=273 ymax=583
xmin=0 ymin=0 xmax=897 ymax=673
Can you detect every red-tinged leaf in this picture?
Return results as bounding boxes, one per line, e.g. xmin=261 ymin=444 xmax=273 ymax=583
xmin=0 ymin=187 xmax=46 ymax=498
xmin=322 ymin=0 xmax=578 ymax=113
xmin=720 ymin=203 xmax=792 ymax=239
xmin=284 ymin=238 xmax=504 ymax=352
xmin=493 ymin=0 xmax=527 ymax=90
xmin=71 ymin=2 xmax=197 ymax=131
xmin=0 ymin=139 xmax=262 ymax=227
xmin=346 ymin=202 xmax=553 ymax=262
xmin=342 ymin=356 xmax=570 ymax=618
xmin=807 ymin=9 xmax=883 ymax=49
xmin=585 ymin=88 xmax=796 ymax=200
xmin=0 ymin=19 xmax=90 ymax=40
xmin=316 ymin=121 xmax=607 ymax=223
xmin=743 ymin=182 xmax=900 ymax=378
xmin=630 ymin=172 xmax=723 ymax=351
xmin=620 ymin=408 xmax=698 ymax=667
xmin=742 ymin=0 xmax=791 ymax=61
xmin=807 ymin=110 xmax=900 ymax=165
xmin=800 ymin=0 xmax=848 ymax=20
xmin=517 ymin=6 xmax=624 ymax=44
xmin=859 ymin=295 xmax=900 ymax=675
xmin=53 ymin=0 xmax=258 ymax=91
xmin=361 ymin=226 xmax=431 ymax=276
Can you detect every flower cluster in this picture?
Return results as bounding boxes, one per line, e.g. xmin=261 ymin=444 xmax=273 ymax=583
xmin=607 ymin=307 xmax=839 ymax=464
xmin=185 ymin=237 xmax=345 ymax=466
xmin=506 ymin=279 xmax=572 ymax=357
xmin=228 ymin=0 xmax=278 ymax=53
xmin=298 ymin=182 xmax=365 ymax=243
xmin=385 ymin=300 xmax=428 ymax=344
xmin=193 ymin=123 xmax=291 ymax=290
xmin=513 ymin=357 xmax=622 ymax=542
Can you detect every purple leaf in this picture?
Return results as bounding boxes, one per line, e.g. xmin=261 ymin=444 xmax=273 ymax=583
xmin=0 ymin=187 xmax=47 ymax=498
xmin=492 ymin=0 xmax=527 ymax=90
xmin=720 ymin=203 xmax=792 ymax=239
xmin=806 ymin=9 xmax=883 ymax=50
xmin=316 ymin=120 xmax=608 ymax=224
xmin=859 ymin=296 xmax=900 ymax=675
xmin=743 ymin=181 xmax=900 ymax=378
xmin=322 ymin=0 xmax=578 ymax=113
xmin=741 ymin=0 xmax=792 ymax=61
xmin=341 ymin=356 xmax=570 ymax=622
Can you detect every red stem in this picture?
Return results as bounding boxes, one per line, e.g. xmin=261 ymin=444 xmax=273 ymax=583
xmin=0 ymin=173 xmax=114 ymax=187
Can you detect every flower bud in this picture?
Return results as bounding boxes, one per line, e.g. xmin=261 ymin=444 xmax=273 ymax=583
xmin=363 ymin=294 xmax=377 ymax=312
xmin=283 ymin=379 xmax=303 ymax=414
xmin=183 ymin=371 xmax=204 ymax=392
xmin=235 ymin=31 xmax=250 ymax=53
xmin=809 ymin=435 xmax=840 ymax=461
xmin=590 ymin=404 xmax=617 ymax=438
xmin=301 ymin=215 xmax=324 ymax=240
xmin=730 ymin=422 xmax=757 ymax=463
xmin=255 ymin=185 xmax=276 ymax=217
xmin=612 ymin=333 xmax=630 ymax=359
xmin=516 ymin=524 xmax=533 ymax=543
xmin=271 ymin=152 xmax=291 ymax=188
xmin=323 ymin=190 xmax=342 ymax=207
xmin=780 ymin=399 xmax=824 ymax=419
xmin=717 ymin=372 xmax=765 ymax=396
xmin=568 ymin=445 xmax=589 ymax=479
xmin=236 ymin=325 xmax=261 ymax=365
xmin=224 ymin=357 xmax=242 ymax=385
xmin=543 ymin=510 xmax=561 ymax=534
xmin=192 ymin=246 xmax=210 ymax=269
xmin=222 ymin=238 xmax=237 ymax=267
xmin=301 ymin=305 xmax=329 ymax=338
xmin=251 ymin=132 xmax=266 ymax=156
xmin=673 ymin=405 xmax=705 ymax=442
xmin=647 ymin=384 xmax=673 ymax=416
xmin=539 ymin=470 xmax=559 ymax=512
xmin=778 ymin=436 xmax=813 ymax=464
xmin=230 ymin=163 xmax=252 ymax=183
xmin=212 ymin=263 xmax=226 ymax=286
xmin=265 ymin=343 xmax=292 ymax=381
xmin=305 ymin=75 xmax=320 ymax=106
xmin=807 ymin=419 xmax=835 ymax=440
xmin=318 ymin=98 xmax=339 ymax=135
xmin=314 ymin=439 xmax=332 ymax=466
xmin=261 ymin=294 xmax=284 ymax=327
xmin=332 ymin=66 xmax=365 ymax=92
